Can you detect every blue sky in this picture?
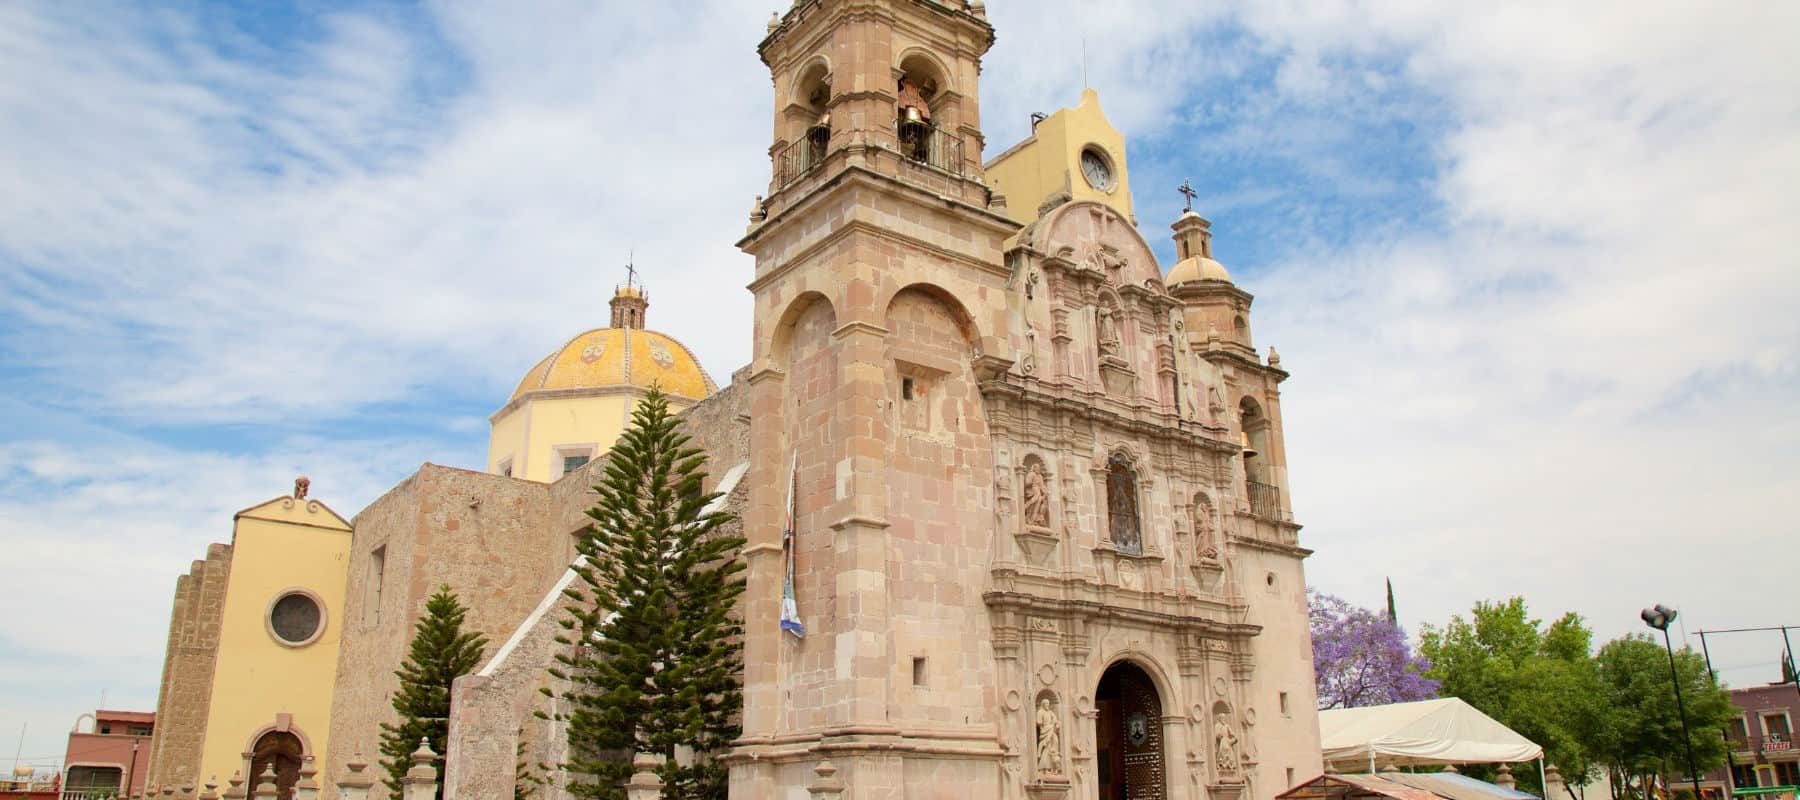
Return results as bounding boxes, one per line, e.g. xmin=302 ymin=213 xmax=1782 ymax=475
xmin=3 ymin=0 xmax=1798 ymax=770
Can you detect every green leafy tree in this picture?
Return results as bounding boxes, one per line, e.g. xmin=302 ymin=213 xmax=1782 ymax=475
xmin=378 ymin=586 xmax=491 ymax=799
xmin=1420 ymin=598 xmax=1607 ymax=796
xmin=1590 ymin=635 xmax=1734 ymax=800
xmin=549 ymin=386 xmax=744 ymax=799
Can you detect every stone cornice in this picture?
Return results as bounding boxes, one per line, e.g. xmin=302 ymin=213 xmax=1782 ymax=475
xmin=1227 ymin=534 xmax=1311 ymax=559
xmin=985 ymin=588 xmax=1262 ymax=640
xmin=747 ymin=159 xmax=1018 ymax=245
xmin=979 ymin=379 xmax=1236 ymax=454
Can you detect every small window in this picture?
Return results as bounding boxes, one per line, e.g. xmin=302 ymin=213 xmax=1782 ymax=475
xmin=99 ymin=724 xmax=112 ymax=734
xmin=1287 ymin=768 xmax=1296 ymax=787
xmin=367 ymin=546 xmax=387 ymax=627
xmin=1265 ymin=572 xmax=1278 ymax=591
xmin=127 ymin=725 xmax=152 ymax=736
xmin=1105 ymin=453 xmax=1142 ymax=554
xmin=563 ymin=454 xmax=590 ymax=474
xmin=902 ymin=377 xmax=915 ymax=400
xmin=268 ymin=590 xmax=325 ymax=646
xmin=912 ymin=657 xmax=928 ymax=687
xmin=1279 ymin=692 xmax=1290 ymax=715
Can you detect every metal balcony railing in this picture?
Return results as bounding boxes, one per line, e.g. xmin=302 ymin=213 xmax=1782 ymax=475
xmin=1246 ymin=479 xmax=1282 ymax=521
xmin=894 ymin=120 xmax=963 ymax=175
xmin=774 ymin=124 xmax=832 ymax=189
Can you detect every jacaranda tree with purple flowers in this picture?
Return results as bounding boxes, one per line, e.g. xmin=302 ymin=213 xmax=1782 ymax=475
xmin=1309 ymin=590 xmax=1437 ymax=710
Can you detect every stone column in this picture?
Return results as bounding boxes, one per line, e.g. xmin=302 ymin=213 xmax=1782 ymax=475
xmin=625 ymin=754 xmax=664 ymax=800
xmin=334 ymin=754 xmax=375 ymax=800
xmin=401 ymin=739 xmax=441 ymax=800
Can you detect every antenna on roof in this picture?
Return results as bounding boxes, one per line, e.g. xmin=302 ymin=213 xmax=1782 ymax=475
xmin=1081 ymin=38 xmax=1089 ymax=89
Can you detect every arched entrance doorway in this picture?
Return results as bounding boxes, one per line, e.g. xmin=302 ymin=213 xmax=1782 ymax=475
xmin=1096 ymin=661 xmax=1167 ymax=799
xmin=248 ymin=730 xmax=304 ymax=800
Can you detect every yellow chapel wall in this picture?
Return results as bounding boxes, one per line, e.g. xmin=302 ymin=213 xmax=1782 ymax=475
xmin=488 ymin=391 xmax=700 ymax=483
xmin=984 ymin=88 xmax=1135 ymax=229
xmin=197 ymin=499 xmax=351 ymax=787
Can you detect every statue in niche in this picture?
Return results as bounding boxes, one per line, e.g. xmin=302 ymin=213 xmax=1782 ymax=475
xmin=1215 ymin=718 xmax=1241 ymax=776
xmin=1037 ymin=697 xmax=1064 ymax=775
xmin=1096 ymin=306 xmax=1121 ymax=357
xmin=1022 ymin=461 xmax=1050 ymax=528
xmin=1193 ymin=496 xmax=1219 ymax=562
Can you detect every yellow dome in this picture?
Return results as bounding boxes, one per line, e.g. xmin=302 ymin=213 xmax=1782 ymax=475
xmin=1165 ymin=255 xmax=1232 ymax=285
xmin=511 ymin=327 xmax=714 ymax=402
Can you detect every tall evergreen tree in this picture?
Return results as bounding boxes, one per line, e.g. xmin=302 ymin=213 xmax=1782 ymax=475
xmin=378 ymin=585 xmax=490 ymax=799
xmin=549 ymin=386 xmax=744 ymax=800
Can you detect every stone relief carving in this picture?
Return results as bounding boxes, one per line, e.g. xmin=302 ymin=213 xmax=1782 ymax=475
xmin=1036 ymin=695 xmax=1064 ymax=776
xmin=1193 ymin=493 xmax=1219 ymax=563
xmin=1096 ymin=306 xmax=1120 ymax=358
xmin=1214 ymin=718 xmax=1241 ymax=777
xmin=581 ymin=342 xmax=607 ymax=363
xmin=1022 ymin=459 xmax=1050 ymax=528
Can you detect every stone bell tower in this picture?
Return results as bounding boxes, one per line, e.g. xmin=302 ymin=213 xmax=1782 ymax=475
xmin=730 ymin=0 xmax=1021 ymax=796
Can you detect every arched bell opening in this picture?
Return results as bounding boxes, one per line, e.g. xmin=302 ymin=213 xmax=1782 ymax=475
xmin=794 ymin=60 xmax=833 ymax=170
xmin=896 ymin=53 xmax=950 ymax=167
xmin=1096 ymin=660 xmax=1167 ymax=799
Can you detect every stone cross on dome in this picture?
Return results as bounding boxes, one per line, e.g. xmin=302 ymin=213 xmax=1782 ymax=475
xmin=1178 ymin=179 xmax=1197 ymax=213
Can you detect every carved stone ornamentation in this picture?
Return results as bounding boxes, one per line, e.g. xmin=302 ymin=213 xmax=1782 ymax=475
xmin=1036 ymin=695 xmax=1064 ymax=776
xmin=1022 ymin=460 xmax=1050 ymax=528
xmin=1096 ymin=306 xmax=1121 ymax=358
xmin=1214 ymin=718 xmax=1243 ymax=781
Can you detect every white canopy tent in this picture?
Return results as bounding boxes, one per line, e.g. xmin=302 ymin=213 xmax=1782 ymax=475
xmin=1319 ymin=698 xmax=1544 ymax=773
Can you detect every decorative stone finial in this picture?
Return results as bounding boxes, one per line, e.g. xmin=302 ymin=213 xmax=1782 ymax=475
xmin=808 ymin=760 xmax=846 ymax=800
xmin=626 ymin=754 xmax=664 ymax=800
xmin=750 ymin=194 xmax=767 ymax=223
xmin=1494 ymin=764 xmax=1516 ymax=789
xmin=1267 ymin=346 xmax=1281 ymax=367
xmin=199 ymin=777 xmax=220 ymax=800
xmin=293 ymin=475 xmax=310 ymax=499
xmin=251 ymin=763 xmax=278 ymax=800
xmin=969 ymin=0 xmax=987 ymax=17
xmin=767 ymin=12 xmax=779 ymax=33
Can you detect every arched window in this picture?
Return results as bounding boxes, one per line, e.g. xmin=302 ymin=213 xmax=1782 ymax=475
xmin=1106 ymin=453 xmax=1142 ymax=554
xmin=249 ymin=730 xmax=304 ymax=800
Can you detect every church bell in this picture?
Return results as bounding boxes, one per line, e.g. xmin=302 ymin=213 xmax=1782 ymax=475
xmin=1240 ymin=432 xmax=1258 ymax=459
xmin=902 ymin=105 xmax=924 ymax=124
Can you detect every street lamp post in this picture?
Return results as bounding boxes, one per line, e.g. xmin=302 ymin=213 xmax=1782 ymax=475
xmin=1642 ymin=604 xmax=1706 ymax=800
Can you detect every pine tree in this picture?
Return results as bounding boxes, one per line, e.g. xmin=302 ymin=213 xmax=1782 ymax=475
xmin=549 ymin=386 xmax=743 ymax=800
xmin=378 ymin=585 xmax=490 ymax=799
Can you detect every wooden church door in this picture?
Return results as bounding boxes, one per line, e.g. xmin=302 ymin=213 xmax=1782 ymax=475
xmin=1095 ymin=661 xmax=1167 ymax=799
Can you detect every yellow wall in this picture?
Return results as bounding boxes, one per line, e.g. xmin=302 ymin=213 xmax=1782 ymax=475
xmin=984 ymin=88 xmax=1135 ymax=229
xmin=198 ymin=498 xmax=351 ymax=786
xmin=487 ymin=390 xmax=698 ymax=483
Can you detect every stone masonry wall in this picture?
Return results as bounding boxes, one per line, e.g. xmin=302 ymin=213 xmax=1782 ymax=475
xmin=323 ymin=465 xmax=556 ymax=800
xmin=145 ymin=542 xmax=232 ymax=791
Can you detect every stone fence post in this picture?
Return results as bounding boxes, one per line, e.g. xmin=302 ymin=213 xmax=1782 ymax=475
xmin=1544 ymin=764 xmax=1566 ymax=800
xmin=251 ymin=764 xmax=278 ymax=800
xmin=401 ymin=739 xmax=441 ymax=800
xmin=333 ymin=753 xmax=376 ymax=800
xmin=808 ymin=760 xmax=845 ymax=800
xmin=198 ymin=777 xmax=220 ymax=800
xmin=625 ymin=753 xmax=664 ymax=800
xmin=294 ymin=756 xmax=319 ymax=800
xmin=222 ymin=771 xmax=246 ymax=799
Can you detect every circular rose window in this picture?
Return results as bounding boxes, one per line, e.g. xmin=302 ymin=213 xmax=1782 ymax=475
xmin=268 ymin=591 xmax=325 ymax=646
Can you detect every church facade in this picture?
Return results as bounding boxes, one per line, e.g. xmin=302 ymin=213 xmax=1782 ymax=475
xmin=143 ymin=3 xmax=1321 ymax=799
xmin=723 ymin=2 xmax=1318 ymax=797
